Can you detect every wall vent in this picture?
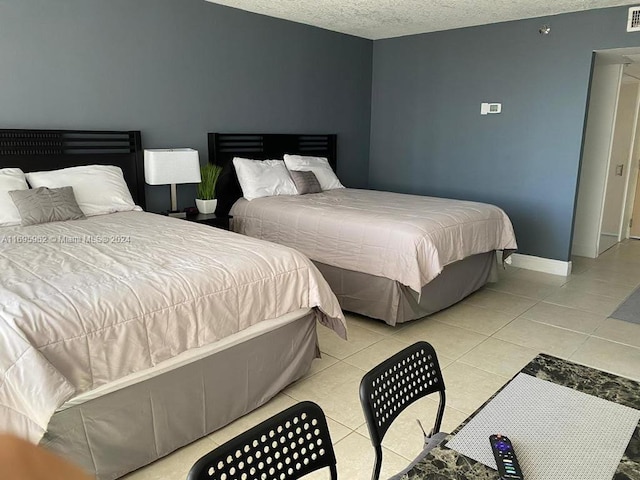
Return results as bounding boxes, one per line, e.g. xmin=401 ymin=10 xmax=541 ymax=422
xmin=628 ymin=7 xmax=640 ymax=32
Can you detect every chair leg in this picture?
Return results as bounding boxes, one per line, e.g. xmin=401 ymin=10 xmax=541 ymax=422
xmin=431 ymin=390 xmax=446 ymax=436
xmin=330 ymin=463 xmax=338 ymax=480
xmin=371 ymin=446 xmax=383 ymax=480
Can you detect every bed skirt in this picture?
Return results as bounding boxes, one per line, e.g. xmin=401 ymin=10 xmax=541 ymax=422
xmin=313 ymin=251 xmax=497 ymax=326
xmin=40 ymin=311 xmax=319 ymax=480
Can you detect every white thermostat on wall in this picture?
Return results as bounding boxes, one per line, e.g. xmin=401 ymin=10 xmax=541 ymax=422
xmin=481 ymin=102 xmax=502 ymax=115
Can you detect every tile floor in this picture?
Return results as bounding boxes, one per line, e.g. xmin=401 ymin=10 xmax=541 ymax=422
xmin=124 ymin=240 xmax=640 ymax=480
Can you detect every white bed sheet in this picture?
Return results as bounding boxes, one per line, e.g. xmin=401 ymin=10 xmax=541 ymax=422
xmin=231 ymin=188 xmax=517 ymax=292
xmin=0 ymin=212 xmax=345 ymax=442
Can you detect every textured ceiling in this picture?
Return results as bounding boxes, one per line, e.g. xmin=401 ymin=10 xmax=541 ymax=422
xmin=205 ymin=0 xmax=634 ymax=39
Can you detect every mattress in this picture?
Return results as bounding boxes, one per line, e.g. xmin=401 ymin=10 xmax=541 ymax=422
xmin=230 ymin=188 xmax=517 ymax=293
xmin=0 ymin=211 xmax=345 ymax=443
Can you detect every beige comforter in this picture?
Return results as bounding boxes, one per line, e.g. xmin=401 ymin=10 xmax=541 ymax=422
xmin=231 ymin=189 xmax=517 ymax=293
xmin=0 ymin=212 xmax=345 ymax=442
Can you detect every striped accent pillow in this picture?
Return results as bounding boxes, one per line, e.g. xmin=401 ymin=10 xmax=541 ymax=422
xmin=290 ymin=170 xmax=322 ymax=194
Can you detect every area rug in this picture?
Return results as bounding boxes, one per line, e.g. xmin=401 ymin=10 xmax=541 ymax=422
xmin=446 ymin=373 xmax=640 ymax=480
xmin=610 ymin=286 xmax=640 ymax=324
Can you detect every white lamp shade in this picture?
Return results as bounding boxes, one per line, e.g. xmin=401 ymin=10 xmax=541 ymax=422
xmin=144 ymin=148 xmax=202 ymax=185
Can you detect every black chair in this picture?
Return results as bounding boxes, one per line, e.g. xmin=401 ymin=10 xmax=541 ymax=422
xmin=187 ymin=401 xmax=337 ymax=480
xmin=359 ymin=341 xmax=446 ymax=480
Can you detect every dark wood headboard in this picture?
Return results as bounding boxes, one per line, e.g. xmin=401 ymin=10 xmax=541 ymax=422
xmin=207 ymin=133 xmax=337 ymax=215
xmin=0 ymin=129 xmax=145 ymax=209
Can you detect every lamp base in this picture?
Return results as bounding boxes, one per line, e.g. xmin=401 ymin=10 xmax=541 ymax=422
xmin=167 ymin=210 xmax=187 ymax=218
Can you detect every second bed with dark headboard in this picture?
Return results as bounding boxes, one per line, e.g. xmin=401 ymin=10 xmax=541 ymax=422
xmin=208 ymin=133 xmax=336 ymax=215
xmin=208 ymin=131 xmax=518 ymax=326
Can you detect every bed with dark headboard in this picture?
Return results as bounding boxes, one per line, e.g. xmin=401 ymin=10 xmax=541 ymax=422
xmin=208 ymin=133 xmax=336 ymax=215
xmin=0 ymin=128 xmax=346 ymax=480
xmin=0 ymin=129 xmax=145 ymax=209
xmin=208 ymin=131 xmax=517 ymax=326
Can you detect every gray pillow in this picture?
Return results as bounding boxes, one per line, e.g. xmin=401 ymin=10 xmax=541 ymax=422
xmin=290 ymin=170 xmax=322 ymax=194
xmin=9 ymin=186 xmax=86 ymax=226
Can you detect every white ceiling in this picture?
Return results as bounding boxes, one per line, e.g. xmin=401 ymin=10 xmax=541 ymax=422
xmin=205 ymin=0 xmax=634 ymax=40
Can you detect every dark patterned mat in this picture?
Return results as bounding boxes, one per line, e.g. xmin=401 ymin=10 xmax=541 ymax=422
xmin=611 ymin=286 xmax=640 ymax=325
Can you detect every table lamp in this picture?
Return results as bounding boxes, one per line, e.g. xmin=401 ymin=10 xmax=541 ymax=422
xmin=144 ymin=148 xmax=202 ymax=218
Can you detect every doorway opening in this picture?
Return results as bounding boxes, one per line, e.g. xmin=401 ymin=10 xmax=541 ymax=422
xmin=572 ymin=48 xmax=640 ymax=258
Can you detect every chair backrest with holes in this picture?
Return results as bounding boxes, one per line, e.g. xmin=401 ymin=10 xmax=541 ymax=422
xmin=359 ymin=341 xmax=445 ymax=450
xmin=187 ymin=401 xmax=337 ymax=480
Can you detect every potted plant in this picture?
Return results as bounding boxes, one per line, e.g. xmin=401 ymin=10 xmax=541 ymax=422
xmin=196 ymin=163 xmax=223 ymax=214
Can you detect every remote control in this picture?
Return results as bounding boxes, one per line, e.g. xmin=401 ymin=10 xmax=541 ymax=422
xmin=489 ymin=434 xmax=524 ymax=480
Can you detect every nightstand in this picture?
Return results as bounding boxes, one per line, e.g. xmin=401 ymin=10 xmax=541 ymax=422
xmin=184 ymin=213 xmax=232 ymax=231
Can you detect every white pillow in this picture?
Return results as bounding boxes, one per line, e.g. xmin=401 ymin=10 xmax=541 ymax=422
xmin=283 ymin=154 xmax=344 ymax=191
xmin=233 ymin=158 xmax=298 ymax=201
xmin=26 ymin=165 xmax=140 ymax=217
xmin=0 ymin=168 xmax=29 ymax=226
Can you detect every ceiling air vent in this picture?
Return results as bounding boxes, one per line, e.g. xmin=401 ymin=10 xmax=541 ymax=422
xmin=628 ymin=7 xmax=640 ymax=32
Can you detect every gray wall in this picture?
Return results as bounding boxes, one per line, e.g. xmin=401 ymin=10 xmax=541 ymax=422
xmin=0 ymin=0 xmax=372 ymax=212
xmin=370 ymin=6 xmax=640 ymax=261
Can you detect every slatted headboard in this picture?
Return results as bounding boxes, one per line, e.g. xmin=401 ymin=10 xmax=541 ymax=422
xmin=207 ymin=133 xmax=337 ymax=215
xmin=0 ymin=129 xmax=146 ymax=209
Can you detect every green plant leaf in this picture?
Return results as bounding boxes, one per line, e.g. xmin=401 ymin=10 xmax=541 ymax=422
xmin=197 ymin=163 xmax=223 ymax=200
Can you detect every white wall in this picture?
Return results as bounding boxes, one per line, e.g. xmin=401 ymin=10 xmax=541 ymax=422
xmin=572 ymin=61 xmax=622 ymax=258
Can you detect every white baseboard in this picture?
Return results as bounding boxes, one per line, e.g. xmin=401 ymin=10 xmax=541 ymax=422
xmin=497 ymin=252 xmax=572 ymax=276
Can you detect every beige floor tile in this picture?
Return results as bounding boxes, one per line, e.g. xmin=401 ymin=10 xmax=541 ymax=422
xmin=463 ymin=289 xmax=537 ymax=316
xmin=441 ymin=362 xmax=508 ymax=415
xmin=438 ymin=404 xmax=472 ymax=434
xmin=344 ymin=311 xmax=402 ymax=336
xmin=302 ymin=353 xmax=340 ymax=380
xmin=284 ymin=362 xmax=366 ymax=430
xmin=208 ymin=393 xmax=297 ymax=445
xmin=435 ymin=303 xmax=518 ymax=335
xmin=122 ymin=436 xmax=217 ymax=480
xmin=497 ymin=264 xmax=521 ymax=277
xmin=593 ymin=250 xmax=640 ymax=272
xmin=592 ymin=318 xmax=640 ymax=348
xmin=458 ymin=338 xmax=539 ymax=378
xmin=392 ymin=319 xmax=488 ymax=359
xmin=573 ymin=267 xmax=640 ymax=288
xmin=334 ymin=432 xmax=411 ymax=479
xmin=511 ymin=269 xmax=569 ymax=286
xmin=356 ymin=401 xmax=468 ymax=461
xmin=487 ymin=276 xmax=560 ymax=300
xmin=317 ymin=322 xmax=386 ymax=360
xmin=600 ymin=246 xmax=640 ymax=264
xmin=493 ymin=318 xmax=588 ymax=357
xmin=571 ymin=256 xmax=597 ymax=275
xmin=324 ymin=417 xmax=353 ymax=443
xmin=342 ymin=337 xmax=438 ymax=372
xmin=571 ymin=337 xmax=640 ymax=381
xmin=544 ymin=288 xmax=622 ymax=316
xmin=561 ymin=276 xmax=637 ymax=301
xmin=520 ymin=302 xmax=606 ymax=334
